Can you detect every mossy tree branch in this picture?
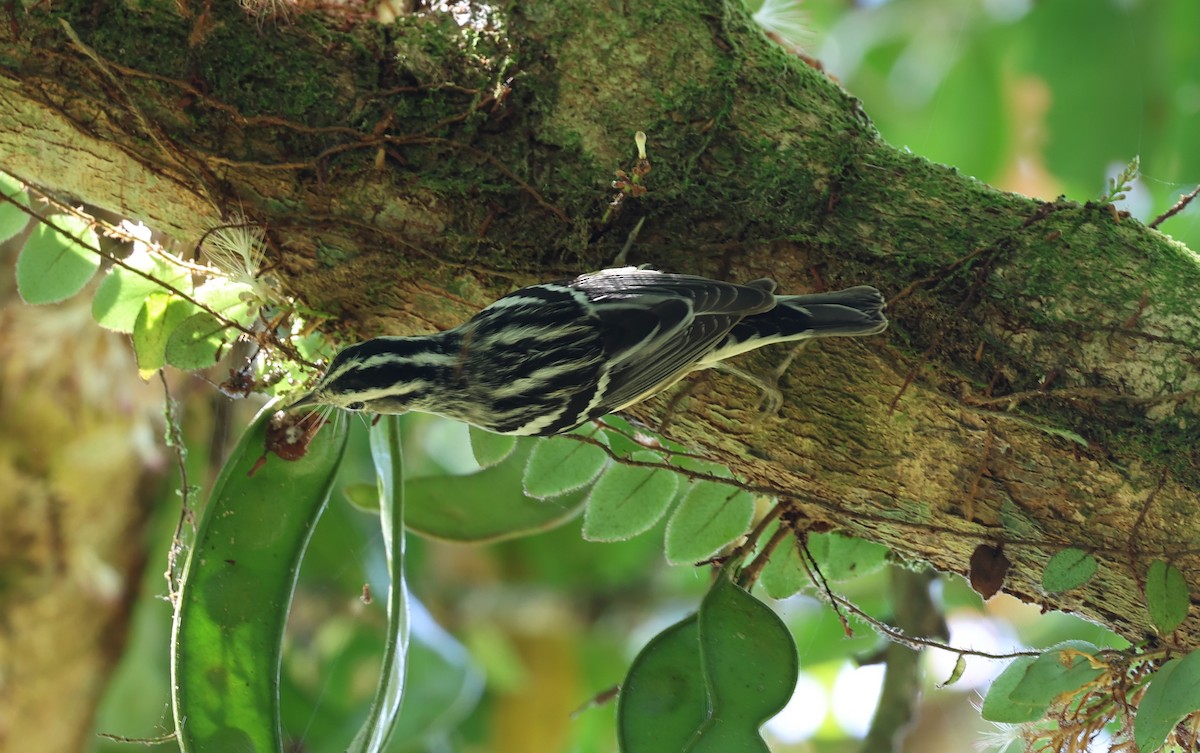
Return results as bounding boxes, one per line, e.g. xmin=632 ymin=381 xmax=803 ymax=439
xmin=2 ymin=0 xmax=1198 ymax=655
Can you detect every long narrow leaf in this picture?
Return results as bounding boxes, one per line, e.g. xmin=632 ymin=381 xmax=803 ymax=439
xmin=171 ymin=404 xmax=349 ymax=753
xmin=347 ymin=415 xmax=410 ymax=753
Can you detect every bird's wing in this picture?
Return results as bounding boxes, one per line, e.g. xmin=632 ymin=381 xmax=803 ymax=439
xmin=570 ymin=268 xmax=776 ymax=414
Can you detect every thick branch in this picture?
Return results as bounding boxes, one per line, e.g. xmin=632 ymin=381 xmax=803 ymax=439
xmin=1 ymin=1 xmax=1197 ymax=647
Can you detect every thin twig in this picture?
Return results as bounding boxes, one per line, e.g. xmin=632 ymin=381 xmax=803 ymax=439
xmin=159 ymin=372 xmax=194 ymax=604
xmin=796 ymin=533 xmax=854 ymax=637
xmin=1149 ymin=184 xmax=1200 ymax=229
xmin=738 ymin=513 xmax=790 ymax=589
xmin=95 ymin=730 xmax=177 ymax=746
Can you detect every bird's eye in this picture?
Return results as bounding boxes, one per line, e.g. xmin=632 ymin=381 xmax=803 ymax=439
xmin=346 ymin=401 xmax=366 ymax=411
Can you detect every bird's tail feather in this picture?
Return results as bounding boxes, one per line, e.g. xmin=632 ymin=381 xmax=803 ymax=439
xmin=703 ymin=285 xmax=887 ymax=363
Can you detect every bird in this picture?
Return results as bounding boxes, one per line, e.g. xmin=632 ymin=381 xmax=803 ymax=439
xmin=289 ymin=267 xmax=887 ymax=435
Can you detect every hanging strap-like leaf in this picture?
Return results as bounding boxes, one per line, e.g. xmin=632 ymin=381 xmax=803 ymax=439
xmin=171 ymin=405 xmax=348 ymax=753
xmin=346 ymin=415 xmax=411 ymax=753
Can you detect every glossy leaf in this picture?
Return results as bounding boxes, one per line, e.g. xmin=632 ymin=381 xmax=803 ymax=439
xmin=1042 ymin=548 xmax=1098 ymax=593
xmin=171 ymin=403 xmax=350 ymax=753
xmin=523 ymin=431 xmax=609 ymax=499
xmin=406 ymin=438 xmax=585 ymax=542
xmin=347 ymin=416 xmax=409 ymax=753
xmin=1145 ymin=560 xmax=1189 ymax=635
xmin=469 ymin=426 xmax=518 ymax=468
xmin=16 ymin=214 xmax=100 ymax=304
xmin=92 ymin=246 xmax=193 ymax=332
xmin=617 ymin=615 xmax=707 ymax=753
xmin=980 ymin=656 xmax=1044 ymax=723
xmin=686 ymin=572 xmax=798 ymax=752
xmin=0 ymin=172 xmax=29 ymax=242
xmin=582 ymin=452 xmax=680 ymax=542
xmin=664 ymin=482 xmax=754 ymax=565
xmin=166 ymin=312 xmax=231 ymax=371
xmin=1135 ymin=650 xmax=1200 ymax=753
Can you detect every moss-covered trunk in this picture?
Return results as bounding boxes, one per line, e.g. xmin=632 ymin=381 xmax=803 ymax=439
xmin=1 ymin=1 xmax=1199 ymax=744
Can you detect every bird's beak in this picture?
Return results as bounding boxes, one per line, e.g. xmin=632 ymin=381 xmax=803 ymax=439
xmin=287 ymin=391 xmax=319 ymax=410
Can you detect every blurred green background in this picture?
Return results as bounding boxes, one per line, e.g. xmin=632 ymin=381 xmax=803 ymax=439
xmin=88 ymin=1 xmax=1195 ymax=752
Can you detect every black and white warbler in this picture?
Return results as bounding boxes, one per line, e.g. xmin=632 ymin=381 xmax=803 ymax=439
xmin=291 ymin=267 xmax=887 ymax=435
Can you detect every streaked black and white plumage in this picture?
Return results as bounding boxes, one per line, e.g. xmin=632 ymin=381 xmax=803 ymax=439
xmin=291 ymin=267 xmax=887 ymax=435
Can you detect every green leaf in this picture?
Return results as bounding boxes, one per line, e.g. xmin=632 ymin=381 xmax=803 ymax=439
xmin=814 ymin=533 xmax=890 ymax=581
xmin=166 ymin=312 xmax=231 ymax=371
xmin=92 ymin=246 xmax=193 ymax=332
xmin=522 ymin=431 xmax=609 ymax=499
xmin=1146 ymin=560 xmax=1189 ymax=635
xmin=347 ymin=416 xmax=409 ymax=753
xmin=1042 ymin=548 xmax=1098 ymax=592
xmin=0 ymin=172 xmax=29 ymax=243
xmin=343 ymin=481 xmax=380 ymax=512
xmin=1007 ymin=641 xmax=1102 ymax=706
xmin=618 ymin=574 xmax=799 ymax=753
xmin=685 ymin=572 xmax=798 ymax=752
xmin=582 ymin=452 xmax=680 ymax=542
xmin=171 ymin=402 xmax=350 ymax=753
xmin=16 ymin=214 xmax=100 ymax=304
xmin=469 ymin=425 xmax=518 ymax=468
xmin=664 ymin=482 xmax=755 ymax=565
xmin=980 ymin=656 xmax=1044 ymax=723
xmin=193 ymin=278 xmax=258 ymax=324
xmin=617 ymin=615 xmax=707 ymax=753
xmin=938 ymin=655 xmax=968 ymax=689
xmin=758 ymin=527 xmax=806 ymax=599
xmin=133 ymin=294 xmax=196 ymax=378
xmin=1135 ymin=650 xmax=1200 ymax=753
xmin=407 ymin=438 xmax=585 ymax=542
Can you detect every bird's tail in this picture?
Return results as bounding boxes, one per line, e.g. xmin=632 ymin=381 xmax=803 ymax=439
xmin=703 ymin=285 xmax=887 ymax=363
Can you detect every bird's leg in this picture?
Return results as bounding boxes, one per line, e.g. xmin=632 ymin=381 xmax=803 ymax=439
xmin=713 ymin=341 xmax=812 ymax=421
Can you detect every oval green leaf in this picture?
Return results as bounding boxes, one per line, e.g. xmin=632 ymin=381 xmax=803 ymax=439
xmin=617 ymin=615 xmax=707 ymax=753
xmin=664 ymin=482 xmax=755 ymax=565
xmin=166 ymin=311 xmax=232 ymax=371
xmin=522 ymin=432 xmax=609 ymax=499
xmin=469 ymin=425 xmax=518 ymax=468
xmin=582 ymin=452 xmax=680 ymax=542
xmin=133 ymin=294 xmax=196 ymax=378
xmin=1146 ymin=560 xmax=1189 ymax=635
xmin=194 ymin=278 xmax=258 ymax=323
xmin=1007 ymin=641 xmax=1102 ymax=706
xmin=758 ymin=526 xmax=806 ymax=600
xmin=815 ymin=533 xmax=890 ymax=582
xmin=92 ymin=246 xmax=194 ymax=332
xmin=16 ymin=214 xmax=100 ymax=304
xmin=171 ymin=404 xmax=350 ymax=753
xmin=0 ymin=172 xmax=30 ymax=243
xmin=1042 ymin=548 xmax=1098 ymax=593
xmin=980 ymin=656 xmax=1044 ymax=723
xmin=1135 ymin=650 xmax=1200 ymax=753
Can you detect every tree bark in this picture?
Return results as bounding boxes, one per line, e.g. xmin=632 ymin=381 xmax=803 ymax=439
xmin=1 ymin=0 xmax=1198 ymax=716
